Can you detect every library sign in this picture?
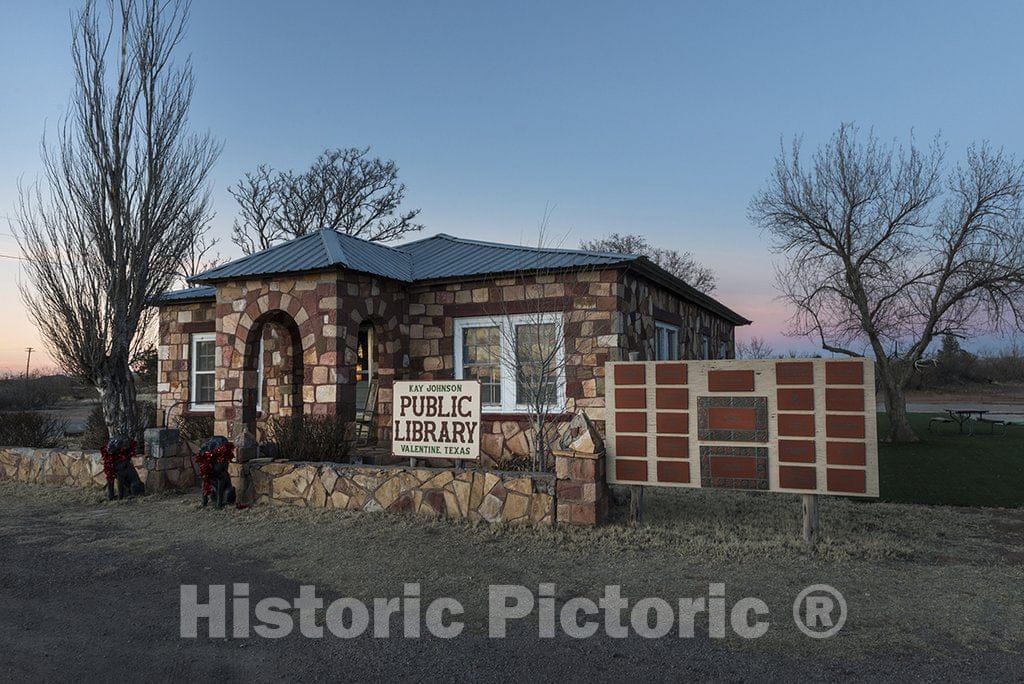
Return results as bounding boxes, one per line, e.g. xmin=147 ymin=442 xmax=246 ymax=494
xmin=392 ymin=380 xmax=481 ymax=459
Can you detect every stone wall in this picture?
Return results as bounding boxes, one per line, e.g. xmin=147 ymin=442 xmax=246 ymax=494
xmin=0 ymin=429 xmax=608 ymax=527
xmin=336 ymin=274 xmax=409 ymax=442
xmin=0 ymin=447 xmax=195 ymax=491
xmin=157 ymin=298 xmax=217 ymax=418
xmin=235 ymin=460 xmax=555 ymax=525
xmin=402 ymin=269 xmax=625 ymax=462
xmin=619 ymin=270 xmax=736 ymax=362
xmin=212 ymin=273 xmax=408 ymax=441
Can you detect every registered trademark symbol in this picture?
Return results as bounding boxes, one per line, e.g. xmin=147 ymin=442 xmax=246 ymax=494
xmin=792 ymin=584 xmax=847 ymax=638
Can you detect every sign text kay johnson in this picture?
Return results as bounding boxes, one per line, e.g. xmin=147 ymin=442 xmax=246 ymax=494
xmin=392 ymin=380 xmax=481 ymax=459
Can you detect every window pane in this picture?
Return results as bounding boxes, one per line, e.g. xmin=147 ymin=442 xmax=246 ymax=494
xmin=195 ymin=373 xmax=215 ymax=405
xmin=515 ymin=323 xmax=558 ymax=406
xmin=195 ymin=340 xmax=216 ymax=372
xmin=655 ymin=325 xmax=679 ymax=361
xmin=462 ymin=326 xmax=501 ymax=405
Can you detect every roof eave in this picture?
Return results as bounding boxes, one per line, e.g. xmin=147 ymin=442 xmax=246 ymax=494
xmin=188 ymin=264 xmax=413 ymax=287
xmin=149 ymin=292 xmax=217 ymax=306
xmin=407 ymin=260 xmax=633 ymax=288
xmin=625 ymin=259 xmax=752 ymax=326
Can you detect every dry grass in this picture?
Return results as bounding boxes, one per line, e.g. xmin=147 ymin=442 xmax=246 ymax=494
xmin=2 ymin=479 xmax=1022 ymax=659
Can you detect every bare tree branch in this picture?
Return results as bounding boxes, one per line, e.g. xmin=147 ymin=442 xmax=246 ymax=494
xmin=229 ymin=147 xmax=423 ymax=255
xmin=736 ymin=336 xmax=775 ymax=359
xmin=12 ymin=0 xmax=220 ymax=436
xmin=580 ymin=232 xmax=717 ymax=293
xmin=750 ymin=124 xmax=1024 ymax=441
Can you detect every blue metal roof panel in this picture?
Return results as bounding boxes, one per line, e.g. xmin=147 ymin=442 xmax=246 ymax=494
xmin=191 ymin=232 xmax=330 ymax=282
xmin=191 ymin=230 xmax=414 ymax=283
xmin=151 ymin=285 xmax=216 ymax=304
xmin=327 ymin=231 xmax=413 ymax=281
xmin=401 ymin=234 xmax=634 ymax=280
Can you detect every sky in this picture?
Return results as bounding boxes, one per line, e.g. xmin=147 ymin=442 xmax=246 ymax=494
xmin=1 ymin=0 xmax=1023 ymax=372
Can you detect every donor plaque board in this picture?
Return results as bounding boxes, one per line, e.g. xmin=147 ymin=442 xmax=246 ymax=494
xmin=392 ymin=380 xmax=481 ymax=460
xmin=605 ymin=359 xmax=879 ymax=497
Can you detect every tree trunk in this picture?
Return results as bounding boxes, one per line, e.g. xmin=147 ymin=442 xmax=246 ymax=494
xmin=531 ymin=414 xmax=544 ymax=471
xmin=98 ymin=354 xmax=139 ymax=439
xmin=878 ymin=370 xmax=918 ymax=442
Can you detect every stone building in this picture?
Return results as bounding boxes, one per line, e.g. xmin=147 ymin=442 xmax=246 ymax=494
xmin=153 ymin=230 xmax=749 ymax=464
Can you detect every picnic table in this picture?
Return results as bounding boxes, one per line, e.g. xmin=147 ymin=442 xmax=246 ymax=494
xmin=929 ymin=409 xmax=1007 ymax=436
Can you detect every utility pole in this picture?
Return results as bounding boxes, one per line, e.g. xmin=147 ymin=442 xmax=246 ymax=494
xmin=24 ymin=347 xmax=33 ymax=378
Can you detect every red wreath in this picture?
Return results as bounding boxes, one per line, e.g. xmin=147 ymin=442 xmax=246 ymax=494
xmin=100 ymin=441 xmax=137 ymax=484
xmin=196 ymin=442 xmax=235 ymax=497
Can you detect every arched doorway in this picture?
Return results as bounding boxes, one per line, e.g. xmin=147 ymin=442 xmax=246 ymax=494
xmin=355 ymin=320 xmax=377 ymax=411
xmin=243 ymin=310 xmax=304 ymax=431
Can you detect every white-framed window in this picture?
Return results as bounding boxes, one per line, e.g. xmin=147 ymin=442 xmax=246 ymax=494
xmin=190 ymin=332 xmax=216 ymax=412
xmin=655 ymin=321 xmax=680 ymax=361
xmin=454 ymin=313 xmax=566 ymax=413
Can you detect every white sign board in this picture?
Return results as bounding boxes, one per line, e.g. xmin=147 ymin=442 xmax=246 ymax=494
xmin=391 ymin=380 xmax=481 ymax=460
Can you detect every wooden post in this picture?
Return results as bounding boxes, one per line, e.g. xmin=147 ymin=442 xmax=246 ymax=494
xmin=802 ymin=494 xmax=820 ymax=547
xmin=629 ymin=485 xmax=644 ymax=526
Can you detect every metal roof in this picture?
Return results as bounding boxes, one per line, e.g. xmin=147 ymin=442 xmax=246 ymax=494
xmin=401 ymin=233 xmax=636 ymax=280
xmin=151 ymin=285 xmax=216 ymax=304
xmin=189 ymin=230 xmax=413 ymax=283
xmin=156 ymin=229 xmax=749 ymax=324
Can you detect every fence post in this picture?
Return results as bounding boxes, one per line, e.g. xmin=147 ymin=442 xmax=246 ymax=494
xmin=802 ymin=494 xmax=820 ymax=547
xmin=629 ymin=485 xmax=644 ymax=526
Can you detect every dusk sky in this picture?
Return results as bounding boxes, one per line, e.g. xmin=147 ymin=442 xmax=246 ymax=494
xmin=2 ymin=0 xmax=1023 ymax=371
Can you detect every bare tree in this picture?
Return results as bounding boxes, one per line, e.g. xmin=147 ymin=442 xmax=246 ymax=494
xmin=580 ymin=232 xmax=717 ymax=293
xmin=482 ymin=212 xmax=595 ymax=470
xmin=174 ymin=229 xmax=222 ymax=284
xmin=229 ymin=147 xmax=423 ymax=254
xmin=13 ymin=0 xmax=220 ymax=436
xmin=736 ymin=335 xmax=775 ymax=359
xmin=750 ymin=124 xmax=1024 ymax=441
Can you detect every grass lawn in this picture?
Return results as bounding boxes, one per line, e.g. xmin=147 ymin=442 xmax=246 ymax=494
xmin=878 ymin=413 xmax=1024 ymax=508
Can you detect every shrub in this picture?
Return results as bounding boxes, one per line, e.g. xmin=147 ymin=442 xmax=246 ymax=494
xmin=81 ymin=404 xmax=108 ymax=450
xmin=494 ymin=454 xmax=535 ymax=472
xmin=176 ymin=413 xmax=215 ymax=443
xmin=0 ymin=373 xmax=92 ymax=411
xmin=81 ymin=400 xmax=159 ymax=450
xmin=265 ymin=414 xmax=354 ymax=462
xmin=0 ymin=412 xmax=67 ymax=448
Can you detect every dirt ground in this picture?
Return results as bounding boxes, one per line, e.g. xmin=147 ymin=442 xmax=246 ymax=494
xmin=0 ymin=480 xmax=1021 ymax=681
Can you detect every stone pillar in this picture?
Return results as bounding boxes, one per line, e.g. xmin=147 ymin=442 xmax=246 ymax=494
xmin=144 ymin=427 xmax=179 ymax=459
xmin=142 ymin=427 xmax=195 ymax=491
xmin=554 ymin=449 xmax=606 ymax=526
xmin=552 ymin=410 xmax=607 ymax=527
xmin=228 ymin=461 xmax=251 ymax=503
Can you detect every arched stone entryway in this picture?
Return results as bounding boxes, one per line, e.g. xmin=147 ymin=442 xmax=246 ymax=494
xmin=242 ymin=309 xmax=305 ymax=434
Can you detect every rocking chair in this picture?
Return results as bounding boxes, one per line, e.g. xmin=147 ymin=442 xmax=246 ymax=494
xmin=354 ymin=380 xmax=378 ymax=446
